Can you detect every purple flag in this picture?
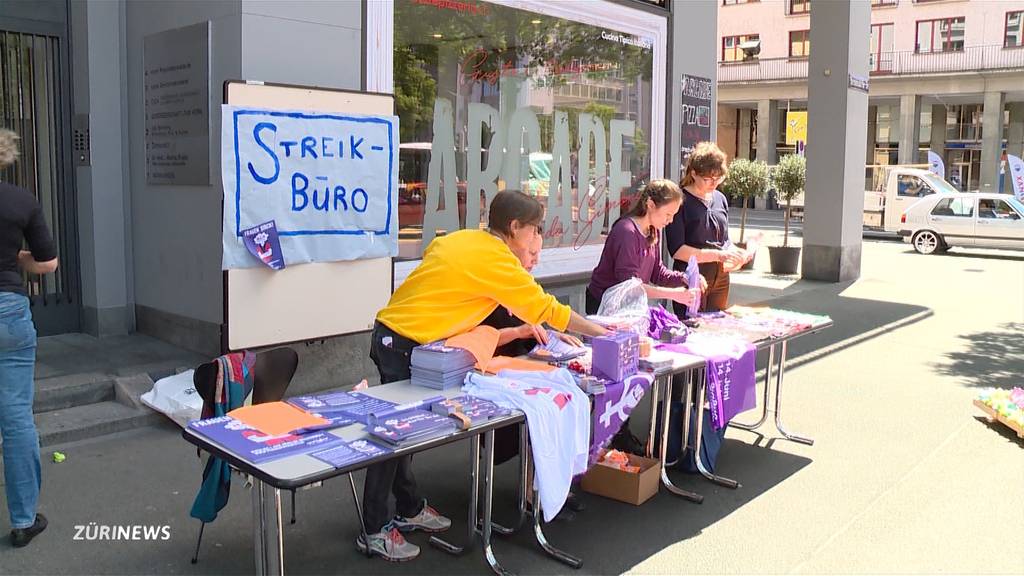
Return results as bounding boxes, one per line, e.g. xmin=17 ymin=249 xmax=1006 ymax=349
xmin=657 ymin=334 xmax=756 ymax=429
xmin=242 ymin=220 xmax=285 ymax=270
xmin=589 ymin=373 xmax=653 ymax=464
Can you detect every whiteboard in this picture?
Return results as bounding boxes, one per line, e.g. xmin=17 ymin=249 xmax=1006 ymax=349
xmin=224 ymin=81 xmax=394 ymax=351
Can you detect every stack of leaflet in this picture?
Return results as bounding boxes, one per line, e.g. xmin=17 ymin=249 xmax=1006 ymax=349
xmin=410 ymin=341 xmax=477 ymax=390
xmin=638 ymin=349 xmax=676 ymax=373
xmin=188 ymin=415 xmax=344 ymax=464
xmin=575 ymin=375 xmax=611 ymax=396
xmin=528 ymin=330 xmax=588 ymax=363
xmin=432 ymin=395 xmax=511 ymax=426
xmin=368 ymin=408 xmax=458 ymax=446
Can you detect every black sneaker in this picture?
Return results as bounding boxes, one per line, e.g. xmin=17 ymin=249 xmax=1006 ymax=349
xmin=10 ymin=513 xmax=47 ymax=548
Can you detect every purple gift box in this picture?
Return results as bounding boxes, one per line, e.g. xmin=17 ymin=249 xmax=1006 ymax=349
xmin=591 ymin=331 xmax=639 ymax=382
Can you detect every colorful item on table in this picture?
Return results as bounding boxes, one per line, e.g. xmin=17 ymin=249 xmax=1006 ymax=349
xmin=528 ymin=329 xmax=588 ymax=362
xmin=310 ymin=439 xmax=391 ymax=468
xmin=597 ymin=449 xmax=640 ymax=473
xmin=481 ymin=356 xmax=557 ymax=374
xmin=444 ymin=325 xmax=500 ymax=369
xmin=657 ymin=333 xmax=757 ymax=430
xmin=431 ymin=395 xmax=511 ymax=428
xmin=337 ymin=393 xmax=399 ymax=425
xmin=287 ymin=391 xmax=361 ymax=414
xmin=228 ymin=401 xmax=331 ymax=437
xmin=589 ymin=373 xmax=653 ymax=464
xmin=188 ymin=415 xmax=345 ymax=464
xmin=591 ymin=330 xmax=639 ymax=382
xmin=464 ymin=369 xmax=590 ymax=522
xmin=368 ymin=408 xmax=459 ymax=446
xmin=685 ymin=255 xmax=701 ymax=318
xmin=648 ymin=305 xmax=684 ymax=340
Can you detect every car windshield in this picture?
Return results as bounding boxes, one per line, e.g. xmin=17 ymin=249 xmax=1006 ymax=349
xmin=1007 ymin=196 xmax=1024 ymax=215
xmin=920 ymin=172 xmax=958 ymax=195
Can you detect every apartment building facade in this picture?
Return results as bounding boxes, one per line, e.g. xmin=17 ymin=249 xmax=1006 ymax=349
xmin=717 ymin=0 xmax=1024 ymax=204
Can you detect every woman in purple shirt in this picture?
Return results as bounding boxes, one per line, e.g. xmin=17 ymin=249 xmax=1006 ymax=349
xmin=587 ymin=179 xmax=704 ymax=314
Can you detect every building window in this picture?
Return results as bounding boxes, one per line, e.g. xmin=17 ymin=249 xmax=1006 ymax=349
xmin=871 ymin=0 xmax=897 ymax=7
xmin=870 ymin=23 xmax=894 ymax=73
xmin=389 ymin=2 xmax=660 ymax=258
xmin=915 ymin=17 xmax=965 ymax=53
xmin=789 ymin=30 xmax=810 ymax=58
xmin=722 ymin=0 xmax=758 ymax=5
xmin=722 ymin=34 xmax=760 ymax=62
xmin=1007 ymin=11 xmax=1024 ymax=48
xmin=788 ymin=0 xmax=810 ymax=15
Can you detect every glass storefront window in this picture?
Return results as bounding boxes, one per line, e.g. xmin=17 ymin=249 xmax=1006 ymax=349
xmin=392 ymin=0 xmax=657 ymax=259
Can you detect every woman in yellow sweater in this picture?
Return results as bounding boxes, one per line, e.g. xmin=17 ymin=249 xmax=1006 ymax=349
xmin=358 ymin=190 xmax=607 ymax=561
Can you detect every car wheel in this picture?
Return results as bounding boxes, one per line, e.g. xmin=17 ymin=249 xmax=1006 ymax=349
xmin=913 ymin=230 xmax=942 ymax=255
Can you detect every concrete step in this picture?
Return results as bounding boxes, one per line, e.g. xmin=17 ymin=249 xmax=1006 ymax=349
xmin=34 ymin=401 xmax=166 ymax=447
xmin=34 ymin=372 xmax=115 ymax=413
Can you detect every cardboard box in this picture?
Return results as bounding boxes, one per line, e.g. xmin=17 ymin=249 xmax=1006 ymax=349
xmin=580 ymin=452 xmax=661 ymax=506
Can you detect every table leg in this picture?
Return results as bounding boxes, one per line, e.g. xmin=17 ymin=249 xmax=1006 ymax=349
xmin=693 ymin=366 xmax=740 ymax=489
xmin=480 ymin=429 xmax=512 ymax=576
xmin=656 ymin=373 xmax=703 ymax=503
xmin=430 ymin=433 xmax=481 ymax=554
xmin=270 ymin=488 xmax=284 ymax=576
xmin=345 ymin=473 xmax=372 ymax=558
xmin=531 ymin=484 xmax=583 ymax=569
xmin=772 ymin=340 xmax=815 ymax=446
xmin=492 ymin=423 xmax=530 ymax=535
xmin=645 ymin=376 xmax=661 ymax=459
xmin=730 ymin=344 xmax=774 ymax=431
xmin=250 ymin=479 xmax=285 ymax=576
xmin=252 ymin=478 xmax=266 ymax=575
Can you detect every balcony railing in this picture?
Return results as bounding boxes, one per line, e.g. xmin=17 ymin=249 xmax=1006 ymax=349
xmin=718 ymin=44 xmax=1024 ymax=83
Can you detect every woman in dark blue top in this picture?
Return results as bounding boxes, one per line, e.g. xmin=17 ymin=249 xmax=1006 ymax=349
xmin=664 ymin=142 xmax=747 ymax=314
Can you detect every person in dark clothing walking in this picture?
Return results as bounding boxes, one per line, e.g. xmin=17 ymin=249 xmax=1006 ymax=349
xmin=0 ymin=129 xmax=57 ymax=547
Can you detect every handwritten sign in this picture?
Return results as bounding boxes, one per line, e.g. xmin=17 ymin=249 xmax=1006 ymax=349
xmin=221 ymin=106 xmax=399 ymax=269
xmin=680 ymin=74 xmax=712 ymax=170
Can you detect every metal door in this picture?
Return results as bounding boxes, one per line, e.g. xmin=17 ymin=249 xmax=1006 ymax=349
xmin=0 ymin=25 xmax=80 ymax=335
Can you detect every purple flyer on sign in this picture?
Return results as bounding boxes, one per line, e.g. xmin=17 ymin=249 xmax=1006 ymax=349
xmin=241 ymin=220 xmax=285 ymax=270
xmin=188 ymin=416 xmax=344 ymax=464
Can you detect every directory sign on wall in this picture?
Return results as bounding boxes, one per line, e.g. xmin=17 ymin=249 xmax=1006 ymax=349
xmin=221 ymin=105 xmax=399 ymax=269
xmin=144 ymin=22 xmax=210 ymax=185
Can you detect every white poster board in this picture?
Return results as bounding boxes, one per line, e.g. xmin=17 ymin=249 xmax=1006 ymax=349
xmin=223 ymin=81 xmax=395 ymax=351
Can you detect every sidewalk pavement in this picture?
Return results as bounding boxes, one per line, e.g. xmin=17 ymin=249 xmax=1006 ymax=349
xmin=2 ymin=239 xmax=1022 ymax=575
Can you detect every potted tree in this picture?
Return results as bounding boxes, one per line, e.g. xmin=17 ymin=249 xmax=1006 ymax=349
xmin=768 ymin=153 xmax=806 ymax=275
xmin=720 ymin=158 xmax=770 ymax=270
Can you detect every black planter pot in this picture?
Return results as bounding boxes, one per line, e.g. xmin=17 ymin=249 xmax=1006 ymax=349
xmin=735 ymin=241 xmax=756 ymax=271
xmin=768 ymin=246 xmax=801 ymax=275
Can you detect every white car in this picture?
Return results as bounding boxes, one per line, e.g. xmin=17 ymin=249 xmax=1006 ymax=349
xmin=898 ymin=193 xmax=1024 ymax=254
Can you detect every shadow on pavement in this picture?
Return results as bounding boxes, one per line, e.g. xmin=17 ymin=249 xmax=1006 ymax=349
xmin=932 ymin=322 xmax=1024 ymax=390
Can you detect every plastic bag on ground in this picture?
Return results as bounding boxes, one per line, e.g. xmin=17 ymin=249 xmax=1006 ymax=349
xmin=140 ymin=369 xmax=202 ymax=428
